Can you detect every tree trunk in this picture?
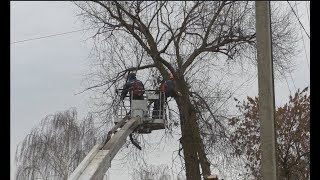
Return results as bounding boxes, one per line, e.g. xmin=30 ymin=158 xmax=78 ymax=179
xmin=192 ymin=115 xmax=212 ymax=178
xmin=176 ymin=81 xmax=212 ymax=180
xmin=178 ymin=100 xmax=201 ymax=180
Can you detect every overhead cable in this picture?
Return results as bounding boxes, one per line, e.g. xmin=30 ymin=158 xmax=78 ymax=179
xmin=11 ymin=27 xmax=95 ymax=44
xmin=287 ymin=1 xmax=310 ymax=39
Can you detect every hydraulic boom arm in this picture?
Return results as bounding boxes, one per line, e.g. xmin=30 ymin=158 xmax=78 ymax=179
xmin=68 ymin=117 xmax=142 ymax=180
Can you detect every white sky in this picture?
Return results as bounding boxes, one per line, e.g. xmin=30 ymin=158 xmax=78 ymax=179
xmin=10 ymin=1 xmax=310 ymax=180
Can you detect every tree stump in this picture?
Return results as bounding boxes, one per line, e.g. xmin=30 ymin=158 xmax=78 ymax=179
xmin=206 ymin=174 xmax=218 ymax=180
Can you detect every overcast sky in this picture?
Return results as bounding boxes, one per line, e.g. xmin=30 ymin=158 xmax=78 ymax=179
xmin=11 ymin=1 xmax=93 ymax=179
xmin=10 ymin=1 xmax=309 ymax=180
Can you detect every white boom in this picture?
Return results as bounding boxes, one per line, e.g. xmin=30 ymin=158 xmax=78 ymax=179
xmin=68 ymin=90 xmax=166 ymax=180
xmin=68 ymin=116 xmax=142 ymax=180
xmin=67 ymin=90 xmax=220 ymax=180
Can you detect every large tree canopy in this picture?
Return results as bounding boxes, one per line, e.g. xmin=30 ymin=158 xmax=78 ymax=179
xmin=74 ymin=1 xmax=299 ymax=179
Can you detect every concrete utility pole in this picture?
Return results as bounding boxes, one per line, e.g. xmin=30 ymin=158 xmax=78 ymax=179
xmin=255 ymin=1 xmax=278 ymax=180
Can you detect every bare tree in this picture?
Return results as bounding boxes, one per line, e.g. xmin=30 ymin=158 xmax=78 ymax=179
xmin=15 ymin=108 xmax=98 ymax=180
xmin=74 ymin=1 xmax=298 ymax=179
xmin=228 ymin=87 xmax=310 ymax=179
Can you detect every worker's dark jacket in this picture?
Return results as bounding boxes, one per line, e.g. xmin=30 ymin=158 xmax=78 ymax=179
xmin=160 ymin=79 xmax=178 ymax=98
xmin=120 ymin=77 xmax=145 ymax=100
xmin=152 ymin=79 xmax=178 ymax=119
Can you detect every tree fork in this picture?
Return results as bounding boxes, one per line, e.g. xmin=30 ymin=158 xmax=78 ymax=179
xmin=177 ymin=90 xmax=211 ymax=180
xmin=192 ymin=114 xmax=212 ymax=178
xmin=187 ymin=107 xmax=212 ymax=179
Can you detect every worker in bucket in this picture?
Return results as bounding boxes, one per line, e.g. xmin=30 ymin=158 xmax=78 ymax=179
xmin=152 ymin=74 xmax=182 ymax=119
xmin=120 ymin=72 xmax=145 ymax=101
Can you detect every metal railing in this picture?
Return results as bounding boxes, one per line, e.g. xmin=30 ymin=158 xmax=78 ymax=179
xmin=114 ymin=89 xmax=167 ymax=121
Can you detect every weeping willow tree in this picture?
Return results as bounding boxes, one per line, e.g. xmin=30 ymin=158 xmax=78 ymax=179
xmin=15 ymin=108 xmax=97 ymax=180
xmin=74 ymin=1 xmax=299 ymax=179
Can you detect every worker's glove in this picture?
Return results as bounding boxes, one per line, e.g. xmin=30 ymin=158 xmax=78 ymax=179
xmin=177 ymin=91 xmax=182 ymax=97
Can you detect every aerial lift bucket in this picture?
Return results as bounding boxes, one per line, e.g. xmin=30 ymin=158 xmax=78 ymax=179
xmin=114 ymin=89 xmax=166 ymax=134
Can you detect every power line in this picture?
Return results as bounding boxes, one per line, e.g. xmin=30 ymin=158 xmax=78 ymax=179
xmin=11 ymin=8 xmax=111 ymax=45
xmin=300 ymin=26 xmax=310 ymax=71
xmin=289 ymin=72 xmax=297 ymax=92
xmin=287 ymin=1 xmax=310 ymax=39
xmin=283 ymin=73 xmax=292 ymax=96
xmin=11 ymin=27 xmax=95 ymax=44
xmin=294 ymin=1 xmax=310 ymax=72
xmin=305 ymin=1 xmax=310 ymax=29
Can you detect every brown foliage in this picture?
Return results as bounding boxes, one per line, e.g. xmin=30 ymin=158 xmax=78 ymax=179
xmin=228 ymin=87 xmax=310 ymax=179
